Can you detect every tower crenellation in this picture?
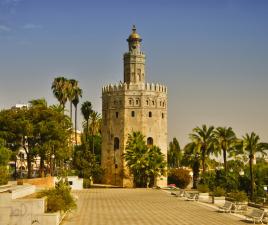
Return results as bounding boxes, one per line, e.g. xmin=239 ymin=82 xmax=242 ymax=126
xmin=101 ymin=26 xmax=168 ymax=187
xmin=102 ymin=82 xmax=168 ymax=93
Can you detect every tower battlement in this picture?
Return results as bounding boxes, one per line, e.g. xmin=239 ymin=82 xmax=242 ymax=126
xmin=102 ymin=82 xmax=167 ymax=94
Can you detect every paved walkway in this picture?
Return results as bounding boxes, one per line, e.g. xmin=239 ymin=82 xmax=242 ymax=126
xmin=62 ymin=189 xmax=247 ymax=225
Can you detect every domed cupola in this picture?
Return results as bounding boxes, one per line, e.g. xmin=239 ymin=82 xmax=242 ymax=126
xmin=127 ymin=25 xmax=142 ymax=52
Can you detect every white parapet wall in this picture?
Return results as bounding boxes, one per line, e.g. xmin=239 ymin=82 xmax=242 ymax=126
xmin=53 ymin=176 xmax=83 ymax=190
xmin=0 ymin=184 xmax=63 ymax=225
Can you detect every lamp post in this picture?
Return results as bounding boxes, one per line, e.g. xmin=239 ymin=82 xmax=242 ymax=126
xmin=51 ymin=154 xmax=55 ymax=176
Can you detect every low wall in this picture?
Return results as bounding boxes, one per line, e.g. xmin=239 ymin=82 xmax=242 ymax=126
xmin=21 ymin=177 xmax=54 ymax=188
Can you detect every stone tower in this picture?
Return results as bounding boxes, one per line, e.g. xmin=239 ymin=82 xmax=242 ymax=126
xmin=101 ymin=26 xmax=168 ymax=187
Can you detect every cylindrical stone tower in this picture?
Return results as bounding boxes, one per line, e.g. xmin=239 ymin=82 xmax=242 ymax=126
xmin=101 ymin=26 xmax=168 ymax=187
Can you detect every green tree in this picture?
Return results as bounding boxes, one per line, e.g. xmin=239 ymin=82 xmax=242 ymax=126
xmin=182 ymin=142 xmax=200 ymax=189
xmin=73 ymin=139 xmax=103 ymax=184
xmin=0 ymin=139 xmax=12 ymax=165
xmin=214 ymin=127 xmax=237 ymax=173
xmin=51 ymin=77 xmax=69 ymax=109
xmin=0 ymin=100 xmax=72 ymax=178
xmin=124 ymin=131 xmax=166 ymax=187
xmin=167 ymin=138 xmax=182 ymax=168
xmin=71 ymin=85 xmax=82 ymax=145
xmin=243 ymin=132 xmax=268 ymax=201
xmin=189 ymin=125 xmax=215 ymax=174
xmin=81 ymin=101 xmax=93 ymax=142
xmin=88 ymin=111 xmax=101 ymax=154
xmin=67 ymin=79 xmax=78 ymax=121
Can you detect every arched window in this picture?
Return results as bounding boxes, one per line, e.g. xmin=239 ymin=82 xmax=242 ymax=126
xmin=115 ymin=112 xmax=119 ymax=118
xmin=147 ymin=137 xmax=153 ymax=146
xmin=131 ymin=111 xmax=135 ymax=117
xmin=162 ymin=113 xmax=164 ymax=119
xmin=146 ymin=100 xmax=149 ymax=105
xmin=114 ymin=137 xmax=119 ymax=150
xmin=152 ymin=100 xmax=155 ymax=106
xmin=149 ymin=111 xmax=152 ymax=117
xmin=136 ymin=99 xmax=139 ymax=105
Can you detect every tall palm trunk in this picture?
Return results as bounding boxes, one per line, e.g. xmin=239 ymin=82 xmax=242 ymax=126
xmin=75 ymin=105 xmax=77 ymax=145
xmin=26 ymin=153 xmax=32 ymax=178
xmin=201 ymin=148 xmax=206 ymax=174
xmin=223 ymin=148 xmax=227 ymax=173
xmin=193 ymin=159 xmax=199 ymax=189
xmin=39 ymin=156 xmax=45 ymax=177
xmin=86 ymin=120 xmax=89 ymax=142
xmin=70 ymin=101 xmax=73 ymax=123
xmin=92 ymin=135 xmax=94 ymax=154
xmin=249 ymin=155 xmax=254 ymax=201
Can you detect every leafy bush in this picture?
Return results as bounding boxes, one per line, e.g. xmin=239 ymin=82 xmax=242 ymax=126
xmin=197 ymin=184 xmax=209 ymax=193
xmin=213 ymin=187 xmax=226 ymax=197
xmin=83 ymin=178 xmax=91 ymax=188
xmin=0 ymin=166 xmax=9 ymax=185
xmin=228 ymin=191 xmax=248 ymax=202
xmin=200 ymin=171 xmax=216 ymax=191
xmin=168 ymin=168 xmax=191 ymax=189
xmin=37 ymin=179 xmax=76 ymax=212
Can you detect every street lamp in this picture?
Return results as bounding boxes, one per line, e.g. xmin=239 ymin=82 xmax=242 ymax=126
xmin=239 ymin=170 xmax=244 ymax=176
xmin=51 ymin=154 xmax=55 ymax=176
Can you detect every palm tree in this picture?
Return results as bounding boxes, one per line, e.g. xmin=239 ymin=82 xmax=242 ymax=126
xmin=243 ymin=132 xmax=268 ymax=201
xmin=67 ymin=79 xmax=78 ymax=122
xmin=124 ymin=131 xmax=166 ymax=187
xmin=125 ymin=131 xmax=148 ymax=187
xmin=167 ymin=138 xmax=181 ymax=168
xmin=29 ymin=98 xmax=47 ymax=107
xmin=72 ymin=86 xmax=82 ymax=145
xmin=214 ymin=127 xmax=237 ymax=173
xmin=51 ymin=77 xmax=69 ymax=109
xmin=189 ymin=125 xmax=215 ymax=174
xmin=49 ymin=104 xmax=65 ymax=114
xmin=89 ymin=111 xmax=101 ymax=154
xmin=81 ymin=101 xmax=93 ymax=142
xmin=147 ymin=145 xmax=166 ymax=187
xmin=183 ymin=142 xmax=200 ymax=189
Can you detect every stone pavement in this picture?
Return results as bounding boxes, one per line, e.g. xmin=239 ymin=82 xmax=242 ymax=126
xmin=62 ymin=189 xmax=247 ymax=225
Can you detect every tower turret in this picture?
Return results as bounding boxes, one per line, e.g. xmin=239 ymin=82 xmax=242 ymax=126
xmin=124 ymin=25 xmax=146 ymax=84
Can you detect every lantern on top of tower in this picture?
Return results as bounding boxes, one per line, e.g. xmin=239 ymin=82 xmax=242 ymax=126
xmin=127 ymin=25 xmax=142 ymax=52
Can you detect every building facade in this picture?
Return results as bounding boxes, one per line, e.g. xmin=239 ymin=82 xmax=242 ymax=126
xmin=101 ymin=26 xmax=168 ymax=187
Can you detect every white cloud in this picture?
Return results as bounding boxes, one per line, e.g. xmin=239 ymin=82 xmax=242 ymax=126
xmin=0 ymin=25 xmax=11 ymax=32
xmin=22 ymin=24 xmax=42 ymax=29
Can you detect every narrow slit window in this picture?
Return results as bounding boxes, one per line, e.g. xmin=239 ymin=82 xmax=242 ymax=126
xmin=149 ymin=111 xmax=152 ymax=117
xmin=131 ymin=111 xmax=135 ymax=117
xmin=147 ymin=137 xmax=153 ymax=146
xmin=114 ymin=137 xmax=119 ymax=150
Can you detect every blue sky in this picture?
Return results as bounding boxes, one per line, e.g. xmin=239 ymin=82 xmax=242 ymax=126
xmin=0 ymin=0 xmax=268 ymax=145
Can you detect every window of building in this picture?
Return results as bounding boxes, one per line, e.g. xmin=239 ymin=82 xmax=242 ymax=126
xmin=162 ymin=113 xmax=164 ymax=119
xmin=136 ymin=99 xmax=139 ymax=105
xmin=160 ymin=101 xmax=162 ymax=106
xmin=149 ymin=111 xmax=152 ymax=117
xmin=116 ymin=112 xmax=119 ymax=118
xmin=114 ymin=137 xmax=119 ymax=150
xmin=152 ymin=101 xmax=155 ymax=106
xmin=147 ymin=137 xmax=153 ymax=146
xmin=146 ymin=100 xmax=149 ymax=105
xmin=131 ymin=111 xmax=135 ymax=117
xmin=129 ymin=99 xmax=132 ymax=105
